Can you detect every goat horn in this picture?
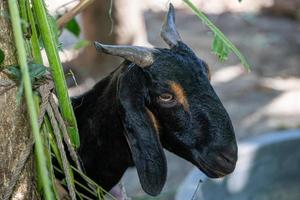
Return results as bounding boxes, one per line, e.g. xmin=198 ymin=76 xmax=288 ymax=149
xmin=94 ymin=42 xmax=157 ymax=67
xmin=160 ymin=3 xmax=182 ymax=48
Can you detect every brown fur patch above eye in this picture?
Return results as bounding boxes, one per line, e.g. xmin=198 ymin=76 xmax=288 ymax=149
xmin=168 ymin=81 xmax=189 ymax=111
xmin=146 ymin=108 xmax=160 ymax=134
xmin=203 ymin=61 xmax=211 ymax=80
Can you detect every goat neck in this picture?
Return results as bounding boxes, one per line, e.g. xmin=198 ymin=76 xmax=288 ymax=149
xmin=72 ymin=63 xmax=133 ymax=192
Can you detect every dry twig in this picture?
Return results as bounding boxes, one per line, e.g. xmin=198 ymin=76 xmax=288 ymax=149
xmin=57 ymin=0 xmax=95 ymax=29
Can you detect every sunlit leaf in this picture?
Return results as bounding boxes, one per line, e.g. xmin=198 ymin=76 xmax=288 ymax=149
xmin=65 ymin=18 xmax=81 ymax=37
xmin=0 ymin=49 xmax=5 ymax=64
xmin=212 ymin=34 xmax=230 ymax=62
xmin=73 ymin=39 xmax=90 ymax=49
xmin=183 ymin=0 xmax=251 ymax=70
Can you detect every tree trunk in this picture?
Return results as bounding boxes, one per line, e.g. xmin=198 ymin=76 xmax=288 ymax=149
xmin=67 ymin=0 xmax=148 ymax=84
xmin=265 ymin=0 xmax=300 ymax=19
xmin=0 ymin=1 xmax=38 ymax=199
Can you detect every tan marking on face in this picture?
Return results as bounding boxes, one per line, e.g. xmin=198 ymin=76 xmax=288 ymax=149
xmin=168 ymin=81 xmax=189 ymax=111
xmin=146 ymin=108 xmax=160 ymax=134
xmin=207 ymin=66 xmax=211 ymax=80
xmin=203 ymin=61 xmax=211 ymax=80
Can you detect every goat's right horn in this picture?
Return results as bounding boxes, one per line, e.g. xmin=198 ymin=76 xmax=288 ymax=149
xmin=160 ymin=3 xmax=182 ymax=48
xmin=94 ymin=42 xmax=158 ymax=67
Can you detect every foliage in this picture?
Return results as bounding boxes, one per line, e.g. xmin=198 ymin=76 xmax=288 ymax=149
xmin=212 ymin=35 xmax=230 ymax=62
xmin=74 ymin=39 xmax=90 ymax=49
xmin=6 ymin=0 xmax=106 ymax=199
xmin=183 ymin=0 xmax=251 ymax=70
xmin=4 ymin=63 xmax=48 ymax=102
xmin=4 ymin=63 xmax=48 ymax=83
xmin=65 ymin=18 xmax=81 ymax=37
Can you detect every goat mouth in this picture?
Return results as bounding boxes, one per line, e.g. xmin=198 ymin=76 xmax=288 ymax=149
xmin=194 ymin=155 xmax=236 ymax=178
xmin=197 ymin=162 xmax=227 ymax=178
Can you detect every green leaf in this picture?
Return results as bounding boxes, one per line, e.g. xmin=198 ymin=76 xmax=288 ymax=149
xmin=4 ymin=63 xmax=48 ymax=83
xmin=65 ymin=18 xmax=81 ymax=37
xmin=29 ymin=63 xmax=47 ymax=80
xmin=3 ymin=66 xmax=23 ymax=104
xmin=4 ymin=63 xmax=48 ymax=105
xmin=0 ymin=49 xmax=5 ymax=64
xmin=4 ymin=65 xmax=22 ymax=80
xmin=183 ymin=0 xmax=251 ymax=71
xmin=73 ymin=39 xmax=90 ymax=49
xmin=212 ymin=34 xmax=230 ymax=62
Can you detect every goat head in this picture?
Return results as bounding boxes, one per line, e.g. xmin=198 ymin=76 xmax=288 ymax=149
xmin=94 ymin=3 xmax=237 ymax=196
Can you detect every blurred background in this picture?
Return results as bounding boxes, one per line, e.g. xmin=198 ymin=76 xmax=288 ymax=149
xmin=47 ymin=0 xmax=300 ymax=199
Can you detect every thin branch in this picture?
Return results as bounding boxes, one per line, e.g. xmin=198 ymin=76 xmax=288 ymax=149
xmin=57 ymin=0 xmax=95 ymax=29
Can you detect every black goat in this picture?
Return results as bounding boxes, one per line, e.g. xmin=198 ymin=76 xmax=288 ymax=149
xmin=72 ymin=4 xmax=237 ymax=196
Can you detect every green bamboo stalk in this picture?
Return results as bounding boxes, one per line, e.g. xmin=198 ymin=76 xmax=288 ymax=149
xmin=19 ymin=0 xmax=28 ymax=35
xmin=26 ymin=2 xmax=43 ymax=64
xmin=34 ymin=94 xmax=59 ymax=199
xmin=19 ymin=0 xmax=32 ymax=57
xmin=31 ymin=0 xmax=80 ymax=148
xmin=7 ymin=0 xmax=53 ymax=199
xmin=34 ymin=94 xmax=60 ymax=199
xmin=183 ymin=0 xmax=251 ymax=71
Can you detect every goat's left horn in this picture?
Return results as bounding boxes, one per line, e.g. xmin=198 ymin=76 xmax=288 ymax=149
xmin=160 ymin=3 xmax=182 ymax=48
xmin=94 ymin=42 xmax=157 ymax=67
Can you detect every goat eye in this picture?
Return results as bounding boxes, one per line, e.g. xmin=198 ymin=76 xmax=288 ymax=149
xmin=158 ymin=93 xmax=174 ymax=102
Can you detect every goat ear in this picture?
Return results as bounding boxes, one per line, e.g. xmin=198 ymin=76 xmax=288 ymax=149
xmin=117 ymin=65 xmax=167 ymax=196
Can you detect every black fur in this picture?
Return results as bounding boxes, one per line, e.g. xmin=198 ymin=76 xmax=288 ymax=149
xmin=72 ymin=42 xmax=237 ymax=196
xmin=72 ymin=64 xmax=133 ymax=191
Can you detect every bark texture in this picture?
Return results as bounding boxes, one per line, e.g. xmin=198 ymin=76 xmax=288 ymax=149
xmin=0 ymin=1 xmax=38 ymax=199
xmin=68 ymin=0 xmax=148 ymax=83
